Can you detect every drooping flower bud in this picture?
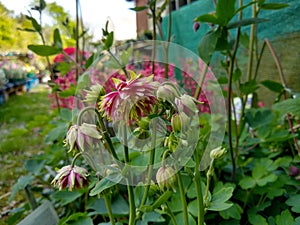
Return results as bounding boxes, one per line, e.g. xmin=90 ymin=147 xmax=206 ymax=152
xmin=193 ymin=22 xmax=200 ymax=32
xmin=171 ymin=112 xmax=191 ymax=133
xmin=210 ymin=146 xmax=227 ymax=160
xmin=175 ymin=94 xmax=198 ymax=117
xmin=157 ymin=82 xmax=180 ymax=104
xmin=64 ymin=123 xmax=102 ymax=152
xmin=156 ymin=166 xmax=177 ymax=192
xmin=288 ymin=165 xmax=300 ymax=177
xmin=51 ymin=165 xmax=89 ymax=191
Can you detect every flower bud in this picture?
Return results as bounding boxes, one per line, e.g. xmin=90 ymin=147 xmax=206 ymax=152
xmin=156 ymin=166 xmax=177 ymax=192
xmin=193 ymin=22 xmax=200 ymax=32
xmin=157 ymin=82 xmax=180 ymax=104
xmin=171 ymin=114 xmax=181 ymax=133
xmin=210 ymin=146 xmax=227 ymax=160
xmin=138 ymin=117 xmax=150 ymax=130
xmin=175 ymin=94 xmax=198 ymax=117
xmin=288 ymin=165 xmax=300 ymax=177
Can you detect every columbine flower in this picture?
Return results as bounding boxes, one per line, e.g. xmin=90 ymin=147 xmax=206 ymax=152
xmin=156 ymin=166 xmax=177 ymax=192
xmin=52 ymin=165 xmax=89 ymax=191
xmin=65 ymin=123 xmax=102 ymax=152
xmin=99 ymin=71 xmax=158 ymax=122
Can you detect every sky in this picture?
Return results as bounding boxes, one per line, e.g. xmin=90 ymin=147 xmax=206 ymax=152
xmin=1 ymin=0 xmax=137 ymax=40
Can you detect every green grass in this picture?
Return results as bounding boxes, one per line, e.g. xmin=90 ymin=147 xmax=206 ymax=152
xmin=0 ymin=85 xmax=54 ymax=223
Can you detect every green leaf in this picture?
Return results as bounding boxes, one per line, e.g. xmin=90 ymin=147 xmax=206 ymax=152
xmin=260 ymin=80 xmax=284 ymax=93
xmin=260 ymin=3 xmax=289 ymax=10
xmin=245 ymin=108 xmax=275 ymax=129
xmin=26 ymin=16 xmax=41 ymax=32
xmin=53 ymin=28 xmax=63 ymax=49
xmin=239 ymin=176 xmax=256 ymax=189
xmin=248 ymin=213 xmax=268 ymax=225
xmin=273 ymin=98 xmax=300 ymax=118
xmin=39 ymin=0 xmax=46 ymax=10
xmin=198 ymin=28 xmax=221 ymax=64
xmin=25 ymin=159 xmax=45 ymax=175
xmin=216 ymin=0 xmax=236 ymax=25
xmin=52 ymin=190 xmax=83 ymax=206
xmin=9 ymin=175 xmax=35 ymax=202
xmin=256 ymin=173 xmax=277 ymax=186
xmin=170 ymin=213 xmax=196 ymax=225
xmin=275 ymin=210 xmax=294 ymax=225
xmin=59 ymin=212 xmax=93 ymax=225
xmin=240 ymin=79 xmax=259 ymax=95
xmin=208 ymin=187 xmax=234 ymax=211
xmin=28 ymin=44 xmax=62 ymax=56
xmin=17 ymin=28 xmax=36 ymax=32
xmin=89 ymin=173 xmax=122 ymax=196
xmin=59 ymin=108 xmax=72 ymax=121
xmin=220 ymin=204 xmax=243 ymax=220
xmin=130 ymin=6 xmax=148 ymax=11
xmin=45 ymin=122 xmax=69 ymax=142
xmin=85 ymin=53 xmax=95 ymax=69
xmin=227 ymin=18 xmax=268 ymax=29
xmin=104 ymin=32 xmax=114 ymax=50
xmin=141 ymin=211 xmax=165 ymax=224
xmin=286 ymin=195 xmax=300 ymax=213
xmin=56 ymin=62 xmax=71 ymax=76
xmin=233 ymin=68 xmax=242 ymax=82
xmin=194 ymin=14 xmax=219 ymax=24
xmin=87 ymin=195 xmax=129 ymax=216
xmin=59 ymin=84 xmax=76 ymax=98
xmin=188 ymin=199 xmax=198 ymax=217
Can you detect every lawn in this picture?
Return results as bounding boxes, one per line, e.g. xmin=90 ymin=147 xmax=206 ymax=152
xmin=0 ymin=85 xmax=54 ymax=223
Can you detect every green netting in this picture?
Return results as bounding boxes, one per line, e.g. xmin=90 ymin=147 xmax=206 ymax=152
xmin=161 ymin=0 xmax=300 ymax=105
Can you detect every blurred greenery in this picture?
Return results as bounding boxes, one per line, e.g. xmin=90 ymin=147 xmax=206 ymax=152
xmin=0 ymin=85 xmax=54 ymax=224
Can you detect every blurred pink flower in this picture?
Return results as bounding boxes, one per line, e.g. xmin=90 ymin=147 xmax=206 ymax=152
xmin=99 ymin=72 xmax=158 ymax=122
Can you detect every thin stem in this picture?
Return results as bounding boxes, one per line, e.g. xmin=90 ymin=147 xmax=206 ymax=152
xmin=176 ymin=172 xmax=189 ymax=225
xmin=264 ymin=39 xmax=300 ymax=154
xmin=103 ymin=193 xmax=115 ymax=225
xmin=227 ymin=0 xmax=243 ymax=180
xmin=122 ymin=125 xmax=136 ymax=225
xmin=139 ymin=119 xmax=157 ymax=208
xmin=150 ymin=3 xmax=157 ymax=75
xmin=193 ymin=151 xmax=205 ymax=225
xmin=246 ymin=1 xmax=257 ymax=81
xmin=194 ymin=63 xmax=208 ymax=100
xmin=75 ymin=0 xmax=80 ymax=81
xmin=203 ymin=159 xmax=214 ymax=204
xmin=166 ymin=203 xmax=178 ymax=225
xmin=108 ymin=49 xmax=129 ymax=79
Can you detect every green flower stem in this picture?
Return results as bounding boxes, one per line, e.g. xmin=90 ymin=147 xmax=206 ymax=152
xmin=193 ymin=152 xmax=205 ymax=225
xmin=122 ymin=125 xmax=136 ymax=225
xmin=203 ymin=159 xmax=214 ymax=204
xmin=176 ymin=172 xmax=189 ymax=225
xmin=139 ymin=119 xmax=157 ymax=208
xmin=108 ymin=49 xmax=129 ymax=79
xmin=150 ymin=1 xmax=157 ymax=75
xmin=76 ymin=106 xmax=119 ymax=160
xmin=103 ymin=192 xmax=115 ymax=225
xmin=194 ymin=63 xmax=208 ymax=100
xmin=166 ymin=203 xmax=178 ymax=225
xmin=71 ymin=152 xmax=83 ymax=168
